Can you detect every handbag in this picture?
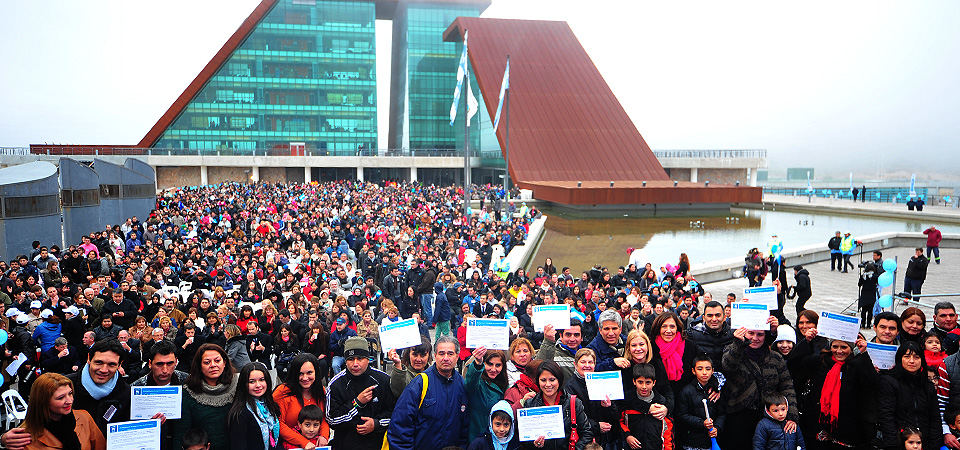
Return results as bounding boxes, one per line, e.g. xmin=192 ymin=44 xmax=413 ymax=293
xmin=568 ymin=395 xmax=578 ymax=450
xmin=277 ymin=350 xmax=300 ymax=365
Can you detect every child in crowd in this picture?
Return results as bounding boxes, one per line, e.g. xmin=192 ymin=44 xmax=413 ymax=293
xmin=901 ymin=427 xmax=923 ymax=450
xmin=284 ymin=404 xmax=325 ymax=450
xmin=752 ymin=393 xmax=805 ymax=450
xmin=182 ymin=428 xmax=210 ymax=450
xmin=946 ymin=409 xmax=960 ymax=441
xmin=675 ymin=355 xmax=724 ymax=450
xmin=620 ymin=363 xmax=673 ymax=450
xmin=467 ymin=400 xmax=520 ymax=450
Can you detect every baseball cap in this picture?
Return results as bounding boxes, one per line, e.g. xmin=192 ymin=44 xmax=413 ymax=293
xmin=5 ymin=308 xmax=21 ymax=318
xmin=336 ymin=318 xmax=346 ymax=325
xmin=15 ymin=314 xmax=29 ymax=324
xmin=30 ymin=300 xmax=42 ymax=309
xmin=64 ymin=306 xmax=80 ymax=316
xmin=40 ymin=309 xmax=54 ymax=319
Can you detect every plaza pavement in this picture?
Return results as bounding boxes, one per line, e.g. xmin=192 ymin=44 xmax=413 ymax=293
xmin=703 ymin=245 xmax=957 ymax=339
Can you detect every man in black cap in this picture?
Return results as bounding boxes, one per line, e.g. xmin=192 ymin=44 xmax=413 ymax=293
xmin=327 ymin=336 xmax=395 ymax=450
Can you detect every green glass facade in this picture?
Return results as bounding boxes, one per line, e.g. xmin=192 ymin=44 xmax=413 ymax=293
xmin=154 ymin=0 xmax=377 ymax=154
xmin=391 ymin=4 xmax=483 ymax=150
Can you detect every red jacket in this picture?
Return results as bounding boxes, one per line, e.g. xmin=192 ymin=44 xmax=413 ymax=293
xmin=924 ymin=228 xmax=943 ymax=247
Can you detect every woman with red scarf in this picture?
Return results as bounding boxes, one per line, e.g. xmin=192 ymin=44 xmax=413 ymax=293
xmin=794 ymin=338 xmax=878 ymax=449
xmin=503 ymin=360 xmax=543 ymax=415
xmin=648 ymin=312 xmax=699 ymax=396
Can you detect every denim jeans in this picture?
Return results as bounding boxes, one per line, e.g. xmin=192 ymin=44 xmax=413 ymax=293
xmin=331 ymin=356 xmax=345 ymax=375
xmin=421 ymin=293 xmax=435 ymax=323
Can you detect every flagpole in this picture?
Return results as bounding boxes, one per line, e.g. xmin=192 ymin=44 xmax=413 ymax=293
xmin=503 ymin=55 xmax=511 ymax=220
xmin=463 ymin=40 xmax=471 ymax=218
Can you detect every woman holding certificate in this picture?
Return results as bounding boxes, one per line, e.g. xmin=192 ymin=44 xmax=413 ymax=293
xmin=517 ymin=361 xmax=593 ymax=450
xmin=465 ymin=347 xmax=509 ymax=441
xmin=618 ymin=330 xmax=674 ymax=411
xmin=22 ymin=373 xmax=106 ymax=450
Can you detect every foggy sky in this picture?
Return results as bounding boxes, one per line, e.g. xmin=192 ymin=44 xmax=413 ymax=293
xmin=1 ymin=1 xmax=958 ymax=178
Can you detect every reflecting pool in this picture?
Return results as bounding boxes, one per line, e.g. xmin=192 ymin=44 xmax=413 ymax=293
xmin=530 ymin=207 xmax=960 ymax=274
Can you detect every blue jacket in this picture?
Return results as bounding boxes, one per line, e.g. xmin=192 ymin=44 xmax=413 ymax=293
xmin=432 ymin=283 xmax=451 ymax=324
xmin=752 ymin=415 xmax=805 ymax=450
xmin=32 ymin=321 xmax=62 ymax=352
xmin=586 ymin=333 xmax=627 ymax=372
xmin=388 ymin=365 xmax=468 ymax=450
xmin=329 ymin=327 xmax=358 ymax=357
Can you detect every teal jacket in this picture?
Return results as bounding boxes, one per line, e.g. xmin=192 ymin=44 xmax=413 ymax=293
xmin=465 ymin=357 xmax=507 ymax=442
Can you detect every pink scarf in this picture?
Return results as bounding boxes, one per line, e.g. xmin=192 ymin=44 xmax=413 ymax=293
xmin=656 ymin=335 xmax=685 ymax=381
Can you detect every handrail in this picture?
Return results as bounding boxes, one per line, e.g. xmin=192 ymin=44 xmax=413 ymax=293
xmin=653 ymin=149 xmax=767 ymax=159
xmin=16 ymin=147 xmax=486 ymax=158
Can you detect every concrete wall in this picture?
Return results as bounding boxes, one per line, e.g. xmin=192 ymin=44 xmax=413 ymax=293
xmin=157 ymin=166 xmax=201 ymax=189
xmin=260 ymin=167 xmax=286 ymax=183
xmin=699 ymin=168 xmax=748 ymax=185
xmin=60 ymin=159 xmax=101 ymax=245
xmin=285 ymin=167 xmax=305 ymax=184
xmin=209 ymin=166 xmax=250 ymax=185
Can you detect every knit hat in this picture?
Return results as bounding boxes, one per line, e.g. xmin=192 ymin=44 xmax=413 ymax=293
xmin=343 ymin=337 xmax=370 ymax=359
xmin=773 ymin=325 xmax=796 ymax=344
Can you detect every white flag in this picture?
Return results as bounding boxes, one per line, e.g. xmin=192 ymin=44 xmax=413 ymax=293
xmin=494 ymin=58 xmax=509 ymax=129
xmin=450 ymin=31 xmax=469 ymax=126
xmin=466 ymin=74 xmax=478 ymax=126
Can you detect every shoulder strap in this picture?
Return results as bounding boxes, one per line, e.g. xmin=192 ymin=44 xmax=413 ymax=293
xmin=418 ymin=372 xmax=429 ymax=408
xmin=569 ymin=395 xmax=576 ymax=425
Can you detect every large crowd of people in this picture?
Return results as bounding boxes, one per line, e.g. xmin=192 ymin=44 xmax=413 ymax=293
xmin=0 ymin=180 xmax=952 ymax=450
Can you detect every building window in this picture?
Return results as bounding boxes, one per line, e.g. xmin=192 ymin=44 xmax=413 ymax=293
xmin=122 ymin=184 xmax=155 ymax=199
xmin=100 ymin=185 xmax=120 ymax=199
xmin=2 ymin=195 xmax=60 ymax=218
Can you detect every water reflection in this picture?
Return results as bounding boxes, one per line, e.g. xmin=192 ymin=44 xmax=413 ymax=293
xmin=531 ymin=207 xmax=960 ymax=274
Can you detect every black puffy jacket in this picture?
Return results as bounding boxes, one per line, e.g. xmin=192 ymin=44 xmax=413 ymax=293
xmin=877 ymin=371 xmax=942 ymax=450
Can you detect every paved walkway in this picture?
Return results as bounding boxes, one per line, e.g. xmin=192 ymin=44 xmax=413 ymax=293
xmin=747 ymin=194 xmax=960 ymax=224
xmin=703 ymin=246 xmax=956 ymax=339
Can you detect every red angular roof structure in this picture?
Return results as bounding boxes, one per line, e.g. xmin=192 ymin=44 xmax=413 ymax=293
xmin=443 ymin=18 xmax=670 ymax=184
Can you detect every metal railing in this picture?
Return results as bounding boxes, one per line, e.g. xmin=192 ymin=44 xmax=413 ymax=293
xmin=17 ymin=146 xmax=485 ymax=158
xmin=653 ymin=149 xmax=767 ymax=159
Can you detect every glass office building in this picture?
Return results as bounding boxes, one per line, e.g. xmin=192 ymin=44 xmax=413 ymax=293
xmin=153 ymin=0 xmax=377 ymax=154
xmin=390 ymin=4 xmax=484 ymax=150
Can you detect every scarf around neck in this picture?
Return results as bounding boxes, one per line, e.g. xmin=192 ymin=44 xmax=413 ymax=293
xmin=656 ymin=335 xmax=685 ymax=381
xmin=820 ymin=356 xmax=846 ymax=429
xmin=45 ymin=411 xmax=82 ymax=450
xmin=80 ymin=363 xmax=119 ymax=400
xmin=188 ymin=374 xmax=239 ymax=407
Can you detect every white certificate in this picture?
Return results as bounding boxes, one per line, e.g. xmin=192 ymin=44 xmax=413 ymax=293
xmin=742 ymin=286 xmax=778 ymax=309
xmin=107 ymin=419 xmax=161 ymax=450
xmin=131 ymin=386 xmax=182 ymax=420
xmin=730 ymin=303 xmax=770 ymax=331
xmin=818 ymin=312 xmax=861 ymax=342
xmin=517 ymin=405 xmax=566 ymax=441
xmin=379 ymin=318 xmax=422 ymax=353
xmin=5 ymin=353 xmax=27 ymax=376
xmin=533 ymin=305 xmax=571 ymax=332
xmin=466 ymin=318 xmax=510 ymax=350
xmin=866 ymin=342 xmax=898 ymax=370
xmin=584 ymin=371 xmax=624 ymax=401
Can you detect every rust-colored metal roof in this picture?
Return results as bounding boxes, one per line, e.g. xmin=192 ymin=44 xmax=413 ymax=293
xmin=519 ymin=180 xmax=762 ymax=205
xmin=139 ymin=0 xmax=491 ymax=148
xmin=444 ymin=18 xmax=669 ymax=184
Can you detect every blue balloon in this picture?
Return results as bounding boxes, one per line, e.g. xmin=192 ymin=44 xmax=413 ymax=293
xmin=946 ymin=196 xmax=952 ymax=202
xmin=0 ymin=329 xmax=6 ymax=345
xmin=878 ymin=272 xmax=894 ymax=288
xmin=878 ymin=294 xmax=893 ymax=309
xmin=875 ymin=192 xmax=881 ymax=198
xmin=882 ymin=258 xmax=897 ymax=272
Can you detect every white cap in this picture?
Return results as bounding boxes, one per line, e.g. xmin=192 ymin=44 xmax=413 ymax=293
xmin=15 ymin=314 xmax=29 ymax=324
xmin=5 ymin=308 xmax=21 ymax=318
xmin=64 ymin=306 xmax=80 ymax=316
xmin=40 ymin=309 xmax=54 ymax=319
xmin=773 ymin=325 xmax=796 ymax=344
xmin=30 ymin=300 xmax=42 ymax=309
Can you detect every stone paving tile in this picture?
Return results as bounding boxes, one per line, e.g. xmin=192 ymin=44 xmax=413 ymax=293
xmin=703 ymin=246 xmax=958 ymax=339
